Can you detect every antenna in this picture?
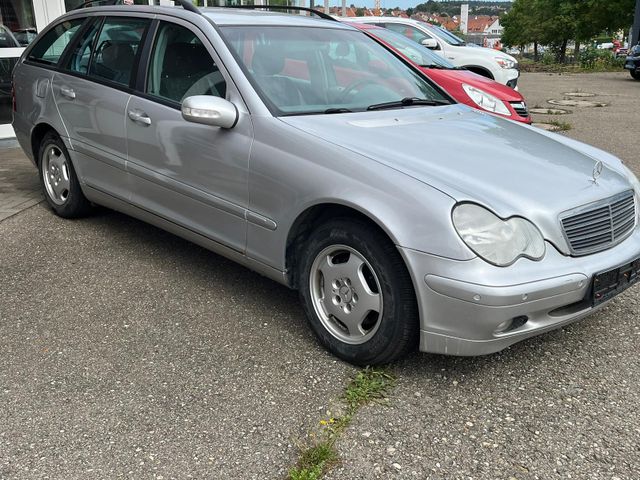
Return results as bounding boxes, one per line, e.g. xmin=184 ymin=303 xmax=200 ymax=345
xmin=174 ymin=0 xmax=201 ymax=15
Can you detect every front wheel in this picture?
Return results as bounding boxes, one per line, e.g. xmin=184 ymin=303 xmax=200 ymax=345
xmin=298 ymin=219 xmax=419 ymax=365
xmin=631 ymin=69 xmax=640 ymax=80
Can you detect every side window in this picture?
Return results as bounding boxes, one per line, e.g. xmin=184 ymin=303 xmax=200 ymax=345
xmin=64 ymin=18 xmax=101 ymax=74
xmin=385 ymin=24 xmax=432 ymax=45
xmin=27 ymin=18 xmax=85 ymax=65
xmin=88 ymin=17 xmax=149 ymax=87
xmin=147 ymin=22 xmax=226 ymax=104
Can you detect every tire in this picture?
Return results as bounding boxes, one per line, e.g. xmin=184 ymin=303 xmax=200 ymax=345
xmin=298 ymin=219 xmax=419 ymax=365
xmin=38 ymin=132 xmax=92 ymax=218
xmin=631 ymin=70 xmax=640 ymax=80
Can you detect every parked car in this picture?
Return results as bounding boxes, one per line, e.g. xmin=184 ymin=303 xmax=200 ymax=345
xmin=349 ymin=23 xmax=531 ymax=123
xmin=349 ymin=17 xmax=520 ymax=88
xmin=12 ymin=28 xmax=38 ymax=46
xmin=625 ymin=44 xmax=640 ymax=80
xmin=0 ymin=24 xmax=20 ymax=48
xmin=13 ymin=4 xmax=640 ymax=365
xmin=596 ymin=42 xmax=614 ymax=50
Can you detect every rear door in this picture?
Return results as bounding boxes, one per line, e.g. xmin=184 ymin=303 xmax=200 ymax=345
xmin=125 ymin=18 xmax=252 ymax=253
xmin=53 ymin=15 xmax=150 ymax=200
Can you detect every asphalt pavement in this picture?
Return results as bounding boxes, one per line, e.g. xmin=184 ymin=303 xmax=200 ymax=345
xmin=1 ymin=72 xmax=639 ymax=479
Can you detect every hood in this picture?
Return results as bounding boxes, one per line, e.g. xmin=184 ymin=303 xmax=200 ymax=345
xmin=423 ymin=68 xmax=524 ymax=102
xmin=461 ymin=44 xmax=517 ymax=62
xmin=280 ymin=105 xmax=632 ymax=253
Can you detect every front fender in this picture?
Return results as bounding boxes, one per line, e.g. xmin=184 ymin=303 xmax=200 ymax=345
xmin=245 ymin=117 xmax=475 ymax=272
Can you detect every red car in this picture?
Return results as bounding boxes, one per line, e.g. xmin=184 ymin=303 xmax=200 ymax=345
xmin=349 ymin=23 xmax=532 ymax=124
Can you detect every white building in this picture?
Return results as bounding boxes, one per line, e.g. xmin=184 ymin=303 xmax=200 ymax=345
xmin=486 ymin=17 xmax=503 ymax=36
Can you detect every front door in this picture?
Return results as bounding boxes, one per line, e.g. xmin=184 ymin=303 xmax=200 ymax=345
xmin=126 ymin=19 xmax=251 ymax=253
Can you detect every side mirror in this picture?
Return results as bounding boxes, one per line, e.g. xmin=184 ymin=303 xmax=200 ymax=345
xmin=420 ymin=38 xmax=439 ymax=50
xmin=182 ymin=96 xmax=238 ymax=129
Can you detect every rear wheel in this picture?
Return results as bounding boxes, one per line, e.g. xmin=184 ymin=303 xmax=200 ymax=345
xmin=631 ymin=70 xmax=640 ymax=80
xmin=39 ymin=132 xmax=91 ymax=218
xmin=298 ymin=219 xmax=419 ymax=365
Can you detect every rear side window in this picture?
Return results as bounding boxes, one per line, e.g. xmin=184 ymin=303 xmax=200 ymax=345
xmin=88 ymin=17 xmax=149 ymax=87
xmin=146 ymin=22 xmax=226 ymax=104
xmin=28 ymin=18 xmax=84 ymax=65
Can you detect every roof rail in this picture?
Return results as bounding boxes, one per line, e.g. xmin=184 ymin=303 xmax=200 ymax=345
xmin=225 ymin=5 xmax=337 ymax=22
xmin=73 ymin=0 xmax=201 ymax=15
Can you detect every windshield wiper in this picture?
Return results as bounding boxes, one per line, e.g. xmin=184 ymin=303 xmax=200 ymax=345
xmin=420 ymin=64 xmax=448 ymax=69
xmin=324 ymin=107 xmax=353 ymax=114
xmin=366 ymin=97 xmax=449 ymax=111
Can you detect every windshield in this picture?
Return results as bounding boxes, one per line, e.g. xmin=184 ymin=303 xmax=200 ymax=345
xmin=368 ymin=27 xmax=455 ymax=68
xmin=426 ymin=24 xmax=466 ymax=46
xmin=221 ymin=26 xmax=449 ymax=116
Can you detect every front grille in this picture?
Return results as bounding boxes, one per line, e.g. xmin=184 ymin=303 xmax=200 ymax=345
xmin=561 ymin=190 xmax=636 ymax=255
xmin=510 ymin=101 xmax=528 ymax=117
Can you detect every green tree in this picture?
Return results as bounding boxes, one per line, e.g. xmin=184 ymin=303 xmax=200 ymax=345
xmin=501 ymin=0 xmax=542 ymax=59
xmin=502 ymin=0 xmax=635 ymax=63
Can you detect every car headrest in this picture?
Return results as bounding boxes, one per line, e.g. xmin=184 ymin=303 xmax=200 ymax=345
xmin=335 ymin=42 xmax=350 ymax=57
xmin=101 ymin=43 xmax=135 ymax=71
xmin=163 ymin=42 xmax=211 ymax=76
xmin=251 ymin=44 xmax=285 ymax=76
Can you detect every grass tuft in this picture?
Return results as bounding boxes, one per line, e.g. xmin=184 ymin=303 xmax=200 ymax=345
xmin=343 ymin=368 xmax=395 ymax=412
xmin=548 ymin=120 xmax=572 ymax=131
xmin=287 ymin=368 xmax=396 ymax=480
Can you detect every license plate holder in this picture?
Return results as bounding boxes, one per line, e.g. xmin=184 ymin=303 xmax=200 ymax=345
xmin=592 ymin=257 xmax=640 ymax=306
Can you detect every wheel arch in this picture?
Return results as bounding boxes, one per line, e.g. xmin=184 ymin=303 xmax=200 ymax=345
xmin=285 ymin=202 xmax=402 ymax=289
xmin=30 ymin=122 xmax=60 ymax=164
xmin=463 ymin=65 xmax=495 ymax=80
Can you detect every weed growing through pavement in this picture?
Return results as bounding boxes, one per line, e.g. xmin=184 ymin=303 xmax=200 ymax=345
xmin=287 ymin=368 xmax=396 ymax=480
xmin=547 ymin=120 xmax=572 ymax=131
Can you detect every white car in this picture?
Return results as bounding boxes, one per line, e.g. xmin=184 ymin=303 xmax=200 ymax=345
xmin=349 ymin=17 xmax=520 ymax=88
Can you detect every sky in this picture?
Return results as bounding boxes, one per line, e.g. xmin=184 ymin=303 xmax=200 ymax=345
xmin=313 ymin=0 xmax=510 ymax=12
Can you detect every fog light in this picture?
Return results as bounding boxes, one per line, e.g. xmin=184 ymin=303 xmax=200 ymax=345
xmin=495 ymin=316 xmax=528 ymax=334
xmin=495 ymin=319 xmax=513 ymax=333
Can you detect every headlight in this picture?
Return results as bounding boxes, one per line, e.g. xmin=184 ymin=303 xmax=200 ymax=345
xmin=462 ymin=84 xmax=511 ymax=116
xmin=621 ymin=163 xmax=640 ymax=196
xmin=495 ymin=56 xmax=517 ymax=69
xmin=621 ymin=163 xmax=640 ymax=223
xmin=452 ymin=204 xmax=546 ymax=266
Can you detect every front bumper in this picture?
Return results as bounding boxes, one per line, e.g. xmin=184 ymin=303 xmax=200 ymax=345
xmin=399 ymin=226 xmax=640 ymax=356
xmin=494 ymin=67 xmax=519 ymax=87
xmin=624 ymin=58 xmax=639 ymax=71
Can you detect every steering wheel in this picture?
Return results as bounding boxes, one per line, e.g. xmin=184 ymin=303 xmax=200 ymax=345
xmin=335 ymin=78 xmax=385 ymax=103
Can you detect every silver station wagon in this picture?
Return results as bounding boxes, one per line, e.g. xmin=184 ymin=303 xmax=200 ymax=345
xmin=12 ymin=2 xmax=640 ymax=365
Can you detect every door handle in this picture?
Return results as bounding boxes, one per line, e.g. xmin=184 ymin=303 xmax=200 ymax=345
xmin=128 ymin=110 xmax=152 ymax=126
xmin=60 ymin=86 xmax=76 ymax=99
